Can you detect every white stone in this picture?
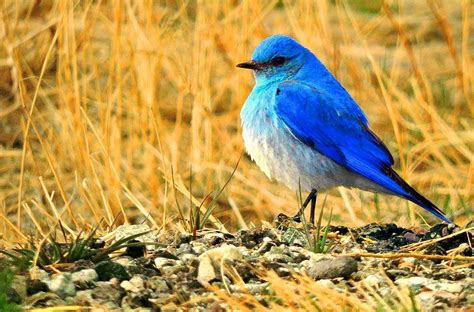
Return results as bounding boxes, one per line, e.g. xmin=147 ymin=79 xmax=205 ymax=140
xmin=120 ymin=276 xmax=144 ymax=293
xmin=395 ymin=276 xmax=430 ymax=288
xmin=197 ymin=244 xmax=243 ymax=285
xmin=46 ymin=273 xmax=76 ymax=298
xmin=154 ymin=257 xmax=177 ymax=268
xmin=364 ymin=274 xmax=384 ymax=288
xmin=315 ymin=279 xmax=336 ymax=289
xmin=72 ymin=269 xmax=98 ymax=284
xmin=29 ymin=267 xmax=49 ymax=281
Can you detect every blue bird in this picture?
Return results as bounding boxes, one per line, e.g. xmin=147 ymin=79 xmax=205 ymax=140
xmin=237 ymin=34 xmax=451 ymax=224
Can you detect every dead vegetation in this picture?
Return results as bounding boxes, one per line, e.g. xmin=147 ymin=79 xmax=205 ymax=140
xmin=0 ymin=0 xmax=473 ymax=309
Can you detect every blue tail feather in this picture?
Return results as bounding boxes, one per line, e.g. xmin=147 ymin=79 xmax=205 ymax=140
xmin=384 ymin=167 xmax=452 ymax=223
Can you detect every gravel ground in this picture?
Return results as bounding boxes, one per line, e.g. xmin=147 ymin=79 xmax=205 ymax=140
xmin=3 ymin=217 xmax=473 ymax=311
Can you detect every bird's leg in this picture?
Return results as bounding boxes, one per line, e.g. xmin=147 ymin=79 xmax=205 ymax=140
xmin=309 ymin=192 xmax=318 ymax=224
xmin=293 ymin=189 xmax=318 ymax=223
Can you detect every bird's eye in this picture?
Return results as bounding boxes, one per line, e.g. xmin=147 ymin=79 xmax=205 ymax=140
xmin=271 ymin=56 xmax=287 ymax=66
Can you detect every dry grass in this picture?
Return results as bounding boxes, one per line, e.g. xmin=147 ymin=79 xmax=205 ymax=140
xmin=0 ymin=1 xmax=473 ymax=310
xmin=207 ymin=269 xmax=421 ymax=311
xmin=0 ymin=0 xmax=472 ymax=240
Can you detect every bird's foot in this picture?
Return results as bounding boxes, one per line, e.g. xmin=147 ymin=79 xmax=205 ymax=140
xmin=292 ymin=212 xmax=302 ymax=223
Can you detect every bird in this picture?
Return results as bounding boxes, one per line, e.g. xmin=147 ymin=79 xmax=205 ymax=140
xmin=237 ymin=34 xmax=451 ymax=224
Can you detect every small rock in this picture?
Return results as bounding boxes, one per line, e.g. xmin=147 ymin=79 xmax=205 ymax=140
xmin=154 ymin=257 xmax=177 ymax=268
xmin=161 ymin=264 xmax=186 ymax=276
xmin=29 ymin=267 xmax=49 ymax=281
xmin=197 ymin=244 xmax=243 ymax=284
xmin=7 ymin=287 xmax=22 ymax=304
xmin=191 ymin=241 xmax=207 ymax=255
xmin=26 ymin=279 xmax=49 ymax=296
xmin=427 ymin=281 xmax=464 ymax=293
xmin=304 ymin=256 xmax=358 ymax=280
xmin=386 ymin=269 xmax=410 ymax=279
xmin=245 ymin=282 xmax=269 ymax=295
xmin=281 ymin=227 xmax=308 ymax=247
xmin=120 ymin=275 xmax=145 ymax=293
xmin=315 ymin=279 xmax=336 ymax=289
xmin=46 ymin=273 xmax=76 ymax=298
xmin=95 ymin=261 xmax=130 ymax=281
xmin=114 ymin=224 xmax=152 ymax=241
xmin=148 ymin=276 xmax=170 ymax=293
xmin=70 ymin=259 xmax=95 ymax=271
xmin=263 ymin=248 xmax=292 ymax=263
xmin=149 ymin=293 xmax=174 ymax=306
xmin=395 ymin=277 xmax=431 ymax=293
xmin=127 ymin=258 xmax=160 ymax=276
xmin=25 ymin=292 xmax=65 ymax=308
xmin=115 ymin=256 xmax=132 ymax=267
xmin=154 ymin=256 xmax=186 ymax=275
xmin=125 ymin=239 xmax=146 ymax=258
xmin=74 ymin=283 xmax=123 ymax=310
xmin=154 ymin=249 xmax=180 ymax=260
xmin=114 ymin=224 xmax=155 ymax=251
xmin=180 ymin=253 xmax=199 ymax=267
xmin=238 ymin=228 xmax=277 ymax=248
xmin=72 ymin=269 xmax=98 ymax=288
xmin=276 ymin=267 xmax=291 ymax=277
xmin=11 ymin=275 xmax=27 ymax=299
xmin=203 ymin=232 xmax=226 ymax=245
xmin=403 ymin=232 xmax=421 ymax=243
xmin=122 ymin=292 xmax=152 ymax=310
xmin=90 ymin=238 xmax=105 ymax=249
xmin=363 ymin=274 xmax=384 ymax=288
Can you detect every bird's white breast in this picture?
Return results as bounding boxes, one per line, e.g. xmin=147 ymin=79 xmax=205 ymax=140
xmin=240 ymin=86 xmax=388 ymax=194
xmin=240 ymin=89 xmax=342 ymax=192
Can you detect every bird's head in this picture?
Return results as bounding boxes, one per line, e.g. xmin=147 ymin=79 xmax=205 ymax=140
xmin=237 ymin=35 xmax=310 ymax=85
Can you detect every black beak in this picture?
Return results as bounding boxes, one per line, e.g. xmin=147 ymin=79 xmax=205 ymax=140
xmin=236 ymin=61 xmax=262 ymax=70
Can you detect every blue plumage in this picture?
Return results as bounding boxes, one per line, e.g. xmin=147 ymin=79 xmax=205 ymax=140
xmin=238 ymin=35 xmax=451 ymax=223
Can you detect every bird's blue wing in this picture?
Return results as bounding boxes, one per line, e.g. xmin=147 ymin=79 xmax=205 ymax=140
xmin=274 ymin=80 xmax=451 ymax=222
xmin=273 ymin=80 xmax=405 ymax=195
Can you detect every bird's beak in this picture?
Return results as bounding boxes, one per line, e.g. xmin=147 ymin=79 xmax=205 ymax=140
xmin=236 ymin=61 xmax=262 ymax=70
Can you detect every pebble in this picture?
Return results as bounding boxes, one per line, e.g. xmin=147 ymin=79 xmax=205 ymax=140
xmin=363 ymin=274 xmax=385 ymax=288
xmin=148 ymin=276 xmax=170 ymax=293
xmin=191 ymin=241 xmax=207 ymax=254
xmin=26 ymin=279 xmax=49 ymax=296
xmin=281 ymin=227 xmax=308 ymax=247
xmin=395 ymin=277 xmax=463 ymax=294
xmin=72 ymin=269 xmax=98 ymax=287
xmin=180 ymin=253 xmax=199 ymax=267
xmin=395 ymin=276 xmax=429 ymax=288
xmin=197 ymin=244 xmax=243 ymax=284
xmin=263 ymin=246 xmax=293 ymax=263
xmin=46 ymin=273 xmax=76 ymax=298
xmin=304 ymin=256 xmax=358 ymax=280
xmin=12 ymin=275 xmax=27 ymax=299
xmin=75 ymin=284 xmax=123 ymax=310
xmin=114 ymin=224 xmax=154 ymax=244
xmin=315 ymin=279 xmax=336 ymax=289
xmin=120 ymin=275 xmax=145 ymax=293
xmin=114 ymin=256 xmax=132 ymax=267
xmin=6 ymin=223 xmax=472 ymax=310
xmin=95 ymin=261 xmax=130 ymax=281
xmin=245 ymin=282 xmax=269 ymax=295
xmin=29 ymin=267 xmax=49 ymax=281
xmin=154 ymin=257 xmax=178 ymax=268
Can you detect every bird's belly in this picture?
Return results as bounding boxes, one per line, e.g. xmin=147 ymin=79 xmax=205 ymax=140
xmin=242 ymin=119 xmax=345 ymax=192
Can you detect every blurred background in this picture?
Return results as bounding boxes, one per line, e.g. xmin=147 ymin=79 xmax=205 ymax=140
xmin=0 ymin=0 xmax=472 ymax=243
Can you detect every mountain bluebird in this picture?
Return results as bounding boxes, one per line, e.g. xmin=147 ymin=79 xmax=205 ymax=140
xmin=237 ymin=34 xmax=451 ymax=224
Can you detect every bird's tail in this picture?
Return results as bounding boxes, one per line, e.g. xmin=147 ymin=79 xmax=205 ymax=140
xmin=386 ymin=168 xmax=452 ymax=223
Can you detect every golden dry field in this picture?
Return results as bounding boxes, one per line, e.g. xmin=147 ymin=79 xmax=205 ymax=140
xmin=0 ymin=0 xmax=472 ymax=241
